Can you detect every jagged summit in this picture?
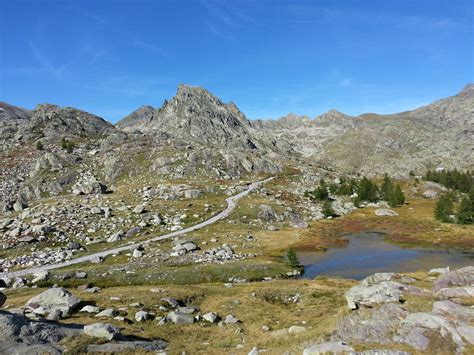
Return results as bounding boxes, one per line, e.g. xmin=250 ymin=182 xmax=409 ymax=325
xmin=460 ymin=83 xmax=474 ymax=95
xmin=117 ymin=84 xmax=259 ymax=149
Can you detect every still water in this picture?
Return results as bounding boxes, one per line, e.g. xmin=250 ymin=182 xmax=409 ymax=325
xmin=298 ymin=231 xmax=474 ymax=280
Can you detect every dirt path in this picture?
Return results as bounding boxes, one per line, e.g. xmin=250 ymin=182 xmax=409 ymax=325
xmin=0 ymin=177 xmax=273 ymax=278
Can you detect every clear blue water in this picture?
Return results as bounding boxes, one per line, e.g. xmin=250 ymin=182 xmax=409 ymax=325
xmin=298 ymin=231 xmax=474 ymax=280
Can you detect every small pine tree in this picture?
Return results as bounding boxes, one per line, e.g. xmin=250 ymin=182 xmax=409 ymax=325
xmin=380 ymin=173 xmax=394 ymax=201
xmin=409 ymin=170 xmax=415 ymax=177
xmin=456 ymin=189 xmax=474 ymax=225
xmin=389 ymin=185 xmax=405 ymax=207
xmin=286 ymin=248 xmax=300 ymax=269
xmin=36 ymin=141 xmax=44 ymax=151
xmin=357 ymin=177 xmax=379 ymax=202
xmin=435 ymin=193 xmax=454 ymax=223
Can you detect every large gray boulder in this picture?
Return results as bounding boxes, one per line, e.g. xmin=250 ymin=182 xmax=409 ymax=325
xmin=433 ymin=266 xmax=474 ymax=291
xmin=436 ymin=286 xmax=474 ymax=299
xmin=26 ymin=287 xmax=81 ymax=313
xmin=0 ymin=310 xmax=81 ymax=351
xmin=335 ymin=303 xmax=408 ymax=344
xmin=395 ymin=312 xmax=464 ymax=351
xmin=345 ymin=281 xmax=405 ymax=309
xmin=433 ymin=300 xmax=474 ymax=321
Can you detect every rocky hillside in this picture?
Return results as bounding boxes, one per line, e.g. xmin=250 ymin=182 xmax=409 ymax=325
xmin=252 ymin=84 xmax=474 ymax=176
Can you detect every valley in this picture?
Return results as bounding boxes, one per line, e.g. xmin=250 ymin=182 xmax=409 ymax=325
xmin=0 ymin=84 xmax=473 ymax=354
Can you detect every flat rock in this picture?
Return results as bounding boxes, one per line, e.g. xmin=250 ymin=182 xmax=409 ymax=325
xmin=166 ymin=311 xmax=194 ymax=324
xmin=288 ymin=325 xmax=306 ymax=334
xmin=345 ymin=281 xmax=404 ymax=309
xmin=84 ymin=322 xmax=120 ymax=340
xmin=432 ymin=300 xmax=474 ymax=321
xmin=434 ymin=266 xmax=474 ymax=291
xmin=436 ymin=286 xmax=474 ymax=299
xmin=79 ymin=305 xmax=100 ymax=314
xmin=203 ymin=312 xmax=218 ymax=323
xmin=375 ymin=209 xmax=399 ymax=216
xmin=86 ymin=339 xmax=168 ymax=353
xmin=26 ymin=287 xmax=81 ymax=313
xmin=303 ymin=341 xmax=354 ymax=354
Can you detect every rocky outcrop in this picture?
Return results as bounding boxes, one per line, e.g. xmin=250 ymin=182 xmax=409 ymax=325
xmin=320 ymin=267 xmax=474 ymax=353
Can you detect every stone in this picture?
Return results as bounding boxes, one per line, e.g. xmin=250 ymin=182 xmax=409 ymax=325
xmin=96 ymin=308 xmax=118 ymax=318
xmin=184 ymin=189 xmax=202 ymax=199
xmin=46 ymin=308 xmax=62 ymax=321
xmin=26 ymin=287 xmax=81 ymax=313
xmin=86 ymin=339 xmax=168 ymax=353
xmin=132 ymin=249 xmax=143 ymax=258
xmin=203 ymin=312 xmax=218 ymax=323
xmin=84 ymin=322 xmax=120 ymax=340
xmin=429 ymin=266 xmax=450 ymax=275
xmin=135 ymin=310 xmax=151 ymax=322
xmin=161 ymin=297 xmax=179 ymax=309
xmin=288 ymin=325 xmax=307 ymax=334
xmin=457 ymin=325 xmax=474 ymax=345
xmin=166 ymin=311 xmax=194 ymax=324
xmin=436 ymin=286 xmax=474 ymax=299
xmin=31 ymin=270 xmax=50 ymax=284
xmin=375 ymin=208 xmax=399 ymax=216
xmin=224 ymin=314 xmax=240 ymax=324
xmin=345 ymin=281 xmax=404 ymax=309
xmin=133 ymin=204 xmax=146 ymax=214
xmin=125 ymin=227 xmax=141 ymax=237
xmin=335 ymin=303 xmax=408 ymax=345
xmin=90 ymin=256 xmax=104 ymax=264
xmin=434 ymin=266 xmax=474 ymax=291
xmin=433 ymin=300 xmax=474 ymax=321
xmin=398 ymin=312 xmax=464 ymax=350
xmin=303 ymin=341 xmax=354 ymax=354
xmin=80 ymin=305 xmax=100 ymax=313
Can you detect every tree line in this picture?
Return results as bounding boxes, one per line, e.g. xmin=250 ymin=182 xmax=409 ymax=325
xmin=428 ymin=169 xmax=474 ymax=225
xmin=304 ymin=174 xmax=406 ymax=216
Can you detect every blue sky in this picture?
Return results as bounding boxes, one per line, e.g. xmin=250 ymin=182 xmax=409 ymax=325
xmin=1 ymin=0 xmax=472 ymax=122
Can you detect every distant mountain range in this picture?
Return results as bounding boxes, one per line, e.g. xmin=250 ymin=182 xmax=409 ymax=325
xmin=1 ymin=83 xmax=473 ymax=177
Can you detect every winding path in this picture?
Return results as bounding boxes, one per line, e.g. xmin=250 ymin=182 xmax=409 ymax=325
xmin=0 ymin=177 xmax=273 ymax=278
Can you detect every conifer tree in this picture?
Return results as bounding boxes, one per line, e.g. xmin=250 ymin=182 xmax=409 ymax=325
xmin=286 ymin=248 xmax=301 ymax=268
xmin=456 ymin=189 xmax=474 ymax=225
xmin=435 ymin=193 xmax=454 ymax=223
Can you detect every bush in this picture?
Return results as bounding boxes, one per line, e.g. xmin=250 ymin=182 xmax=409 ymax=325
xmin=305 ymin=180 xmax=330 ymax=201
xmin=286 ymin=248 xmax=300 ymax=269
xmin=322 ymin=201 xmax=337 ymax=218
xmin=36 ymin=141 xmax=44 ymax=151
xmin=61 ymin=138 xmax=74 ymax=153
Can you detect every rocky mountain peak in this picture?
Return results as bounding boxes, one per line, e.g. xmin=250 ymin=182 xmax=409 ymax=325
xmin=28 ymin=104 xmax=117 ymax=139
xmin=460 ymin=83 xmax=474 ymax=95
xmin=117 ymin=84 xmax=259 ymax=149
